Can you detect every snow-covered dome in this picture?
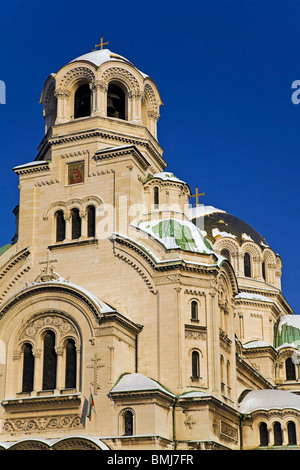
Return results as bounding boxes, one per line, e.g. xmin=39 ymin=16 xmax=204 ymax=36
xmin=189 ymin=205 xmax=269 ymax=248
xmin=69 ymin=48 xmax=148 ymax=77
xmin=239 ymin=389 xmax=300 ymax=414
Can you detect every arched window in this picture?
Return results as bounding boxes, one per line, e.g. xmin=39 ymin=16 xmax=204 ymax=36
xmin=273 ymin=421 xmax=283 ymax=446
xmin=22 ymin=343 xmax=34 ymax=393
xmin=87 ymin=205 xmax=96 ymax=238
xmin=154 ymin=187 xmax=159 ymax=208
xmin=259 ymin=422 xmax=269 ymax=447
xmin=221 ymin=248 xmax=231 ymax=262
xmin=191 ymin=300 xmax=198 ymax=320
xmin=286 ymin=357 xmax=296 ymax=381
xmin=42 ymin=330 xmax=57 ymax=391
xmin=107 ymin=83 xmax=125 ymax=120
xmin=262 ymin=260 xmax=266 ymax=281
xmin=287 ymin=421 xmax=297 ymax=445
xmin=55 ymin=210 xmax=65 ymax=242
xmin=191 ymin=351 xmax=200 ymax=378
xmin=65 ymin=339 xmax=77 ymax=389
xmin=244 ymin=252 xmax=251 ymax=277
xmin=74 ymin=84 xmax=91 ymax=118
xmin=71 ymin=208 xmax=81 ymax=240
xmin=124 ymin=410 xmax=134 ymax=436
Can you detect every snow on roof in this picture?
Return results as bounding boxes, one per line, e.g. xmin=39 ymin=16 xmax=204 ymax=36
xmin=179 ymin=391 xmax=212 ymax=399
xmin=134 ymin=218 xmax=224 ymax=266
xmin=110 ymin=373 xmax=175 ymax=397
xmin=242 ymin=340 xmax=273 ymax=349
xmin=13 ymin=161 xmax=48 ymax=170
xmin=278 ymin=315 xmax=300 ymax=334
xmin=112 ymin=232 xmax=227 ymax=269
xmin=69 ymin=49 xmax=148 ymax=78
xmin=26 ymin=276 xmax=114 ymax=314
xmin=212 ymin=227 xmax=236 ymax=239
xmin=150 ymin=172 xmax=186 ymax=184
xmin=239 ymin=389 xmax=300 ymax=414
xmin=276 ymin=342 xmax=300 ymax=351
xmin=188 ymin=205 xmax=225 ymax=220
xmin=235 ymin=292 xmax=275 ymax=303
xmin=241 ymin=233 xmax=254 ymax=241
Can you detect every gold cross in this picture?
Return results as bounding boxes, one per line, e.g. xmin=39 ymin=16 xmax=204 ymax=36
xmin=191 ymin=187 xmax=205 ymax=206
xmin=93 ymin=36 xmax=109 ymax=51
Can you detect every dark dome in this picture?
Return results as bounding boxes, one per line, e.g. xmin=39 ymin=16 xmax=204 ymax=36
xmin=190 ymin=206 xmax=269 ymax=248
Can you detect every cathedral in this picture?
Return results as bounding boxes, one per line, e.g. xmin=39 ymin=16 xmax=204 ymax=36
xmin=0 ymin=40 xmax=299 ymax=451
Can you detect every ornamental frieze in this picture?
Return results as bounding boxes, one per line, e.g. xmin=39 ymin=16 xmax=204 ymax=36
xmin=3 ymin=414 xmax=82 ymax=433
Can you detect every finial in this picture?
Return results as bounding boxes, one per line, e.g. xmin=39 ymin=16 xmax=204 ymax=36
xmin=93 ymin=35 xmax=109 ymax=51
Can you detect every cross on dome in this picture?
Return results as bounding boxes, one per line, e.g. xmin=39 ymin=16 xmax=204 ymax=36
xmin=190 ymin=187 xmax=205 ymax=206
xmin=93 ymin=35 xmax=109 ymax=51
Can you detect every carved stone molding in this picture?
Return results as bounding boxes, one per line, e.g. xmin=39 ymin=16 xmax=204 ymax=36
xmin=3 ymin=414 xmax=82 ymax=433
xmin=185 ymin=325 xmax=207 ymax=341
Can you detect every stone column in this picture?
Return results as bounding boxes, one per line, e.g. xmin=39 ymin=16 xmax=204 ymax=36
xmin=54 ymin=89 xmax=70 ymax=124
xmin=91 ymin=80 xmax=107 ymax=116
xmin=55 ymin=345 xmax=64 ymax=391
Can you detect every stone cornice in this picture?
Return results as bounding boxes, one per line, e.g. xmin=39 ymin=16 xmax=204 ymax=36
xmin=36 ymin=125 xmax=166 ymax=169
xmin=13 ymin=161 xmax=50 ymax=176
xmin=94 ymin=144 xmax=150 ymax=171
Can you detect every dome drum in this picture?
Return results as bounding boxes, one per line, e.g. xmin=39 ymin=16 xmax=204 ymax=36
xmin=41 ymin=49 xmax=161 ymax=139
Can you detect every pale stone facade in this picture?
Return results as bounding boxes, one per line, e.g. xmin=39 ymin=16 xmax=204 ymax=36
xmin=0 ymin=45 xmax=298 ymax=451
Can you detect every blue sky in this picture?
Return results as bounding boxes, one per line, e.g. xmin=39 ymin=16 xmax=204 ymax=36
xmin=0 ymin=0 xmax=299 ymax=312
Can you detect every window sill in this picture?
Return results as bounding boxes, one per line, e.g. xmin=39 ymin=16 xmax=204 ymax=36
xmin=49 ymin=238 xmax=98 ymax=250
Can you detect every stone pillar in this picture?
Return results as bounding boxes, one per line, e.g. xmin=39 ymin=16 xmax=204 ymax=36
xmin=55 ymin=345 xmax=64 ymax=391
xmin=129 ymin=91 xmax=143 ymax=124
xmin=54 ymin=89 xmax=70 ymax=124
xmin=91 ymin=80 xmax=107 ymax=116
xmin=147 ymin=110 xmax=159 ymax=138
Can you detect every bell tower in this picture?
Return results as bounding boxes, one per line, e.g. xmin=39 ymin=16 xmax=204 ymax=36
xmin=39 ymin=41 xmax=164 ymax=166
xmin=13 ymin=41 xmax=167 ymax=254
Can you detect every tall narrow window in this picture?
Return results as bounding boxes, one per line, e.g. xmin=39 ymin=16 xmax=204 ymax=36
xmin=55 ymin=210 xmax=65 ymax=242
xmin=262 ymin=260 xmax=266 ymax=281
xmin=124 ymin=410 xmax=134 ymax=436
xmin=191 ymin=351 xmax=200 ymax=378
xmin=87 ymin=205 xmax=96 ymax=238
xmin=273 ymin=422 xmax=283 ymax=446
xmin=286 ymin=357 xmax=296 ymax=381
xmin=42 ymin=330 xmax=57 ymax=391
xmin=22 ymin=343 xmax=34 ymax=393
xmin=221 ymin=248 xmax=231 ymax=263
xmin=191 ymin=301 xmax=198 ymax=320
xmin=259 ymin=422 xmax=269 ymax=447
xmin=287 ymin=421 xmax=297 ymax=445
xmin=154 ymin=187 xmax=159 ymax=208
xmin=107 ymin=83 xmax=125 ymax=120
xmin=65 ymin=339 xmax=77 ymax=389
xmin=74 ymin=84 xmax=91 ymax=118
xmin=71 ymin=208 xmax=81 ymax=240
xmin=244 ymin=253 xmax=251 ymax=277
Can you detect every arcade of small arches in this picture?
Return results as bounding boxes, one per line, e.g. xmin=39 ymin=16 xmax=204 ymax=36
xmin=258 ymin=420 xmax=298 ymax=448
xmin=214 ymin=239 xmax=281 ymax=287
xmin=43 ymin=196 xmax=103 ymax=244
xmin=16 ymin=313 xmax=80 ymax=395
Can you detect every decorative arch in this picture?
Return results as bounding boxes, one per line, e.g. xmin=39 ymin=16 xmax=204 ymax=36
xmin=101 ymin=66 xmax=140 ymax=94
xmin=57 ymin=66 xmax=96 ymax=92
xmin=40 ymin=75 xmax=57 ymax=132
xmin=119 ymin=407 xmax=136 ymax=436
